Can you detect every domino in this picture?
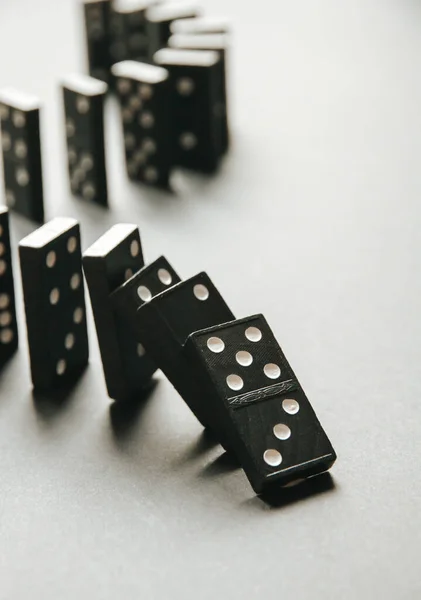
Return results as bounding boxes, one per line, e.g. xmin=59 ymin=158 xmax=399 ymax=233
xmin=0 ymin=89 xmax=44 ymax=224
xmin=113 ymin=272 xmax=235 ymax=430
xmin=184 ymin=315 xmax=337 ymax=494
xmin=83 ymin=226 xmax=180 ymax=401
xmin=0 ymin=207 xmax=18 ymax=370
xmin=146 ymin=2 xmax=200 ymax=59
xmin=83 ymin=0 xmax=113 ymax=83
xmin=112 ymin=61 xmax=173 ymax=188
xmin=154 ymin=48 xmax=224 ymax=173
xmin=170 ymin=16 xmax=230 ymax=35
xmin=168 ymin=34 xmax=230 ymax=154
xmin=19 ymin=218 xmax=89 ymax=390
xmin=62 ymin=74 xmax=109 ymax=206
xmin=109 ymin=0 xmax=156 ymax=66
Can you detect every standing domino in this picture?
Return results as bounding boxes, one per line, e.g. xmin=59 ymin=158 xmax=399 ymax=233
xmin=170 ymin=16 xmax=230 ymax=35
xmin=83 ymin=225 xmax=179 ymax=401
xmin=112 ymin=61 xmax=173 ymax=188
xmin=0 ymin=89 xmax=44 ymax=224
xmin=62 ymin=73 xmax=109 ymax=206
xmin=19 ymin=218 xmax=89 ymax=390
xmin=109 ymin=1 xmax=156 ymax=65
xmin=0 ymin=207 xmax=18 ymax=370
xmin=184 ymin=315 xmax=337 ymax=494
xmin=146 ymin=2 xmax=200 ymax=59
xmin=168 ymin=33 xmax=231 ymax=154
xmin=83 ymin=0 xmax=113 ymax=83
xmin=154 ymin=48 xmax=224 ymax=173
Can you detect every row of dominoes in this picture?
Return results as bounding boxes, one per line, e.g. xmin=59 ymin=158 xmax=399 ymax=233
xmin=0 ymin=27 xmax=230 ymax=222
xmin=83 ymin=0 xmax=228 ymax=84
xmin=0 ymin=208 xmax=337 ymax=495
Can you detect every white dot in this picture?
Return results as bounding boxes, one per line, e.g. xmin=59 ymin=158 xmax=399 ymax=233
xmin=0 ymin=311 xmax=12 ymax=326
xmin=125 ymin=268 xmax=133 ymax=281
xmin=137 ymin=343 xmax=146 ymax=357
xmin=207 ymin=337 xmax=225 ymax=353
xmin=134 ymin=150 xmax=147 ymax=166
xmin=13 ymin=111 xmax=26 ymax=127
xmin=0 ymin=328 xmax=13 ymax=344
xmin=282 ymin=399 xmax=300 ymax=415
xmin=117 ymin=79 xmax=131 ymax=95
xmin=65 ymin=333 xmax=75 ymax=350
xmin=82 ymin=182 xmax=96 ymax=201
xmin=179 ymin=132 xmax=197 ymax=150
xmin=66 ymin=118 xmax=75 ymax=137
xmin=122 ymin=108 xmax=134 ymax=123
xmin=0 ymin=294 xmax=9 ymax=309
xmin=70 ymin=273 xmax=81 ymax=290
xmin=80 ymin=153 xmax=93 ymax=171
xmin=0 ymin=105 xmax=9 ymax=120
xmin=56 ymin=359 xmax=66 ymax=375
xmin=142 ymin=138 xmax=156 ymax=154
xmin=124 ymin=133 xmax=136 ymax=149
xmin=46 ymin=251 xmax=56 ymax=268
xmin=193 ymin=284 xmax=209 ymax=301
xmin=130 ymin=239 xmax=140 ymax=257
xmin=176 ymin=77 xmax=195 ymax=96
xmin=139 ymin=111 xmax=154 ymax=128
xmin=144 ymin=166 xmax=158 ymax=182
xmin=76 ymin=96 xmax=90 ymax=114
xmin=263 ymin=449 xmax=282 ymax=467
xmin=50 ymin=288 xmax=60 ymax=305
xmin=67 ymin=236 xmax=78 ymax=253
xmin=264 ymin=363 xmax=281 ymax=379
xmin=273 ymin=424 xmax=291 ymax=440
xmin=14 ymin=139 xmax=27 ymax=158
xmin=0 ymin=260 xmax=6 ymax=276
xmin=158 ymin=268 xmax=172 ymax=285
xmin=68 ymin=147 xmax=77 ymax=165
xmin=6 ymin=190 xmax=15 ymax=207
xmin=139 ymin=84 xmax=153 ymax=100
xmin=236 ymin=351 xmax=253 ymax=367
xmin=245 ymin=326 xmax=262 ymax=342
xmin=226 ymin=374 xmax=244 ymax=391
xmin=73 ymin=307 xmax=84 ymax=324
xmin=137 ymin=285 xmax=152 ymax=302
xmin=1 ymin=132 xmax=11 ymax=151
xmin=16 ymin=167 xmax=29 ymax=186
xmin=129 ymin=95 xmax=142 ymax=110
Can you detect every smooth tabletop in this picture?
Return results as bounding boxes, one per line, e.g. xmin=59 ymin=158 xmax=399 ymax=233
xmin=0 ymin=0 xmax=420 ymax=598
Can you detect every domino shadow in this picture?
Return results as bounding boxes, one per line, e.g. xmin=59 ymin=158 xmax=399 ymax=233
xmin=198 ymin=448 xmax=241 ymax=477
xmin=32 ymin=364 xmax=89 ymax=422
xmin=249 ymin=472 xmax=336 ymax=510
xmin=109 ymin=378 xmax=159 ymax=443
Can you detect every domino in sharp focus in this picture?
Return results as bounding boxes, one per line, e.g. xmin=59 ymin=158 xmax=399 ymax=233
xmin=83 ymin=0 xmax=113 ymax=83
xmin=154 ymin=48 xmax=224 ymax=173
xmin=146 ymin=2 xmax=201 ymax=59
xmin=0 ymin=89 xmax=44 ymax=224
xmin=83 ymin=226 xmax=179 ymax=401
xmin=184 ymin=315 xmax=337 ymax=494
xmin=113 ymin=272 xmax=235 ymax=431
xmin=62 ymin=73 xmax=108 ymax=206
xmin=19 ymin=218 xmax=89 ymax=390
xmin=112 ymin=60 xmax=173 ymax=187
xmin=168 ymin=33 xmax=231 ymax=154
xmin=0 ymin=207 xmax=18 ymax=370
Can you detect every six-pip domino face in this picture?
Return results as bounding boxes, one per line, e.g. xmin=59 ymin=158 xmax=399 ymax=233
xmin=19 ymin=218 xmax=89 ymax=390
xmin=0 ymin=88 xmax=44 ymax=224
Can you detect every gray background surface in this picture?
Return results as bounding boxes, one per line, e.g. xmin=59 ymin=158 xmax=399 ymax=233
xmin=0 ymin=0 xmax=420 ymax=598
